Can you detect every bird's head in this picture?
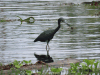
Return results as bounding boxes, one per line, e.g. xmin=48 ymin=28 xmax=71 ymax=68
xmin=58 ymin=17 xmax=65 ymax=23
xmin=58 ymin=17 xmax=73 ymax=29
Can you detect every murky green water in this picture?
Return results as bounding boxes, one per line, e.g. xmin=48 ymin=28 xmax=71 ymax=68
xmin=0 ymin=0 xmax=100 ymax=65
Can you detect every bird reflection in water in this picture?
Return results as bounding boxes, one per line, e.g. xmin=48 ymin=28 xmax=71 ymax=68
xmin=34 ymin=52 xmax=53 ymax=63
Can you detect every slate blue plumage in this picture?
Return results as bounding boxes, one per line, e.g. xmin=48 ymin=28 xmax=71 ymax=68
xmin=34 ymin=18 xmax=71 ymax=52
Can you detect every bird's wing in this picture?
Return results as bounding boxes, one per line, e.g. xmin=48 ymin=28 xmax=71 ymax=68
xmin=34 ymin=29 xmax=55 ymax=42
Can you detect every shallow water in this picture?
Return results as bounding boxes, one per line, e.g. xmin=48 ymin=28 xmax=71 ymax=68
xmin=0 ymin=0 xmax=100 ymax=65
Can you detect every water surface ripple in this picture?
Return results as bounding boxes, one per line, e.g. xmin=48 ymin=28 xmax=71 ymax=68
xmin=0 ymin=0 xmax=100 ymax=64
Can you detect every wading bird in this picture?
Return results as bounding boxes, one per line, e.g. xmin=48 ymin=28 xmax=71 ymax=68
xmin=34 ymin=18 xmax=72 ymax=53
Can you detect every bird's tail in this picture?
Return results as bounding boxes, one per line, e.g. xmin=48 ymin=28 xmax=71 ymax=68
xmin=34 ymin=39 xmax=37 ymax=42
xmin=34 ymin=53 xmax=38 ymax=58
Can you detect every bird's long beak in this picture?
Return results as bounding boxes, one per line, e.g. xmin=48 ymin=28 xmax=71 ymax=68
xmin=64 ymin=21 xmax=70 ymax=27
xmin=66 ymin=22 xmax=70 ymax=27
xmin=64 ymin=21 xmax=73 ymax=29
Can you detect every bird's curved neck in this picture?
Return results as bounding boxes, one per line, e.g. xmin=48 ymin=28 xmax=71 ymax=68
xmin=54 ymin=21 xmax=61 ymax=33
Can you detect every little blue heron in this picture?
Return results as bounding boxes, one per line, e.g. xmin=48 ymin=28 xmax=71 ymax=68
xmin=34 ymin=17 xmax=72 ymax=52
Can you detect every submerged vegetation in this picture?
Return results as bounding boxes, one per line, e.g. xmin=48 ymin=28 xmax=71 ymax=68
xmin=17 ymin=16 xmax=35 ymax=24
xmin=0 ymin=59 xmax=100 ymax=75
xmin=0 ymin=16 xmax=35 ymax=24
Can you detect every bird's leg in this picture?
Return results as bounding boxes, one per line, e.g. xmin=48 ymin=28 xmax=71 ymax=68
xmin=46 ymin=44 xmax=49 ymax=55
xmin=46 ymin=45 xmax=48 ymax=51
xmin=46 ymin=41 xmax=48 ymax=51
xmin=46 ymin=44 xmax=49 ymax=51
xmin=46 ymin=41 xmax=50 ymax=54
xmin=47 ymin=49 xmax=49 ymax=55
xmin=47 ymin=44 xmax=49 ymax=52
xmin=47 ymin=44 xmax=50 ymax=55
xmin=48 ymin=45 xmax=50 ymax=50
xmin=46 ymin=44 xmax=49 ymax=56
xmin=46 ymin=42 xmax=49 ymax=52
